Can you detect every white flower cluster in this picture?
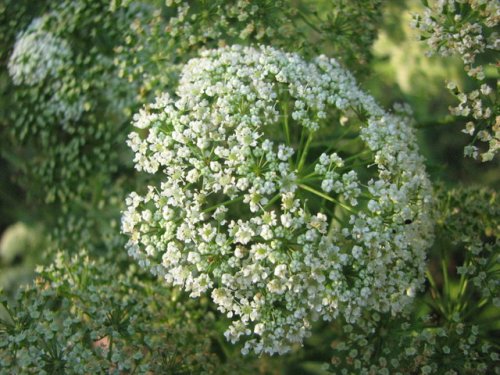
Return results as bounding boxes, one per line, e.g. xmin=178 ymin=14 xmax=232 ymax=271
xmin=8 ymin=18 xmax=84 ymax=124
xmin=330 ymin=186 xmax=499 ymax=374
xmin=448 ymin=81 xmax=499 ymax=161
xmin=0 ymin=250 xmax=242 ymax=374
xmin=122 ymin=45 xmax=433 ymax=355
xmin=330 ymin=313 xmax=497 ymax=374
xmin=8 ymin=20 xmax=71 ymax=86
xmin=165 ymin=0 xmax=292 ymax=45
xmin=413 ymin=0 xmax=499 ymax=73
xmin=412 ymin=0 xmax=499 ymax=161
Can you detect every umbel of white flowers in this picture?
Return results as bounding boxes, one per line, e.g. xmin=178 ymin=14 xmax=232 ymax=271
xmin=122 ymin=45 xmax=434 ymax=355
xmin=412 ymin=0 xmax=499 ymax=161
xmin=8 ymin=18 xmax=85 ymax=124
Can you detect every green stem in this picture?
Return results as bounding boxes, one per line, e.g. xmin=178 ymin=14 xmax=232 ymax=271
xmin=441 ymin=256 xmax=451 ymax=316
xmin=298 ymin=184 xmax=334 ymax=202
xmin=297 ymin=132 xmax=314 ymax=172
xmin=323 ymin=206 xmax=345 ymax=226
xmin=425 ymin=270 xmax=444 ymax=309
xmin=202 ymin=196 xmax=245 ymax=213
xmin=282 ymin=99 xmax=291 ymax=145
xmin=298 ymin=184 xmax=356 ymax=213
xmin=298 ymin=9 xmax=323 ymax=34
xmin=300 ymin=171 xmax=318 ymax=181
xmin=263 ymin=193 xmax=281 ymax=210
xmin=461 ymin=298 xmax=490 ymax=321
xmin=456 ymin=261 xmax=470 ymax=313
xmin=107 ymin=335 xmax=114 ymax=362
xmin=298 ymin=176 xmax=322 ymax=184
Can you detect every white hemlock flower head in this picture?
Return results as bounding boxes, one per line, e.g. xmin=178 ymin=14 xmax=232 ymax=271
xmin=8 ymin=18 xmax=85 ymax=124
xmin=8 ymin=19 xmax=72 ymax=86
xmin=123 ymin=45 xmax=434 ymax=355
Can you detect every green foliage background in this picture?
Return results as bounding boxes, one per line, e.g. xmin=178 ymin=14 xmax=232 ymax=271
xmin=0 ymin=0 xmax=498 ymax=373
